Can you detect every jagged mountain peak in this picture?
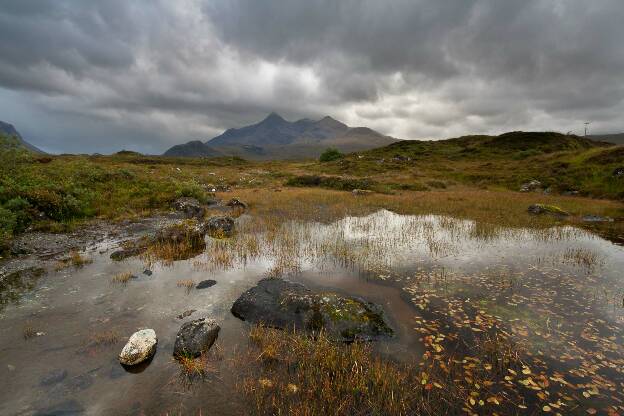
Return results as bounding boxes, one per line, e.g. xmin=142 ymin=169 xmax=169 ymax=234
xmin=164 ymin=114 xmax=398 ymax=160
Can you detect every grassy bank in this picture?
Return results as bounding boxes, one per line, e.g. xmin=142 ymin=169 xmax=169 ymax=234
xmin=2 ymin=132 xmax=623 ymax=252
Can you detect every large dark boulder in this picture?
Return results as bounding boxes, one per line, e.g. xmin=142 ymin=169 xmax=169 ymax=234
xmin=172 ymin=197 xmax=206 ymax=219
xmin=155 ymin=221 xmax=207 ymax=248
xmin=173 ymin=318 xmax=220 ymax=358
xmin=231 ymin=278 xmax=393 ymax=342
xmin=204 ymin=216 xmax=235 ymax=238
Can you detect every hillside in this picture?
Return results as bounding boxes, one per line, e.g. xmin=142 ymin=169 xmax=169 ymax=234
xmin=163 ymin=140 xmax=222 ymax=158
xmin=164 ymin=113 xmax=398 ymax=160
xmin=307 ymin=131 xmax=623 ymax=199
xmin=0 ymin=121 xmax=44 ymax=153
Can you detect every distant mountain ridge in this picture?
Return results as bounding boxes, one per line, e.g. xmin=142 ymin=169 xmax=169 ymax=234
xmin=0 ymin=121 xmax=44 ymax=153
xmin=163 ymin=113 xmax=398 ymax=159
xmin=588 ymin=133 xmax=624 ymax=146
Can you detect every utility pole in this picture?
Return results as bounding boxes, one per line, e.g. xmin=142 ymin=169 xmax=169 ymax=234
xmin=584 ymin=122 xmax=591 ymax=136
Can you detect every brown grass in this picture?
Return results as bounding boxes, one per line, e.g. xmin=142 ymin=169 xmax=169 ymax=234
xmin=54 ymin=250 xmax=93 ymax=271
xmin=22 ymin=324 xmax=37 ymax=340
xmin=111 ymin=271 xmax=133 ymax=285
xmin=176 ymin=279 xmax=195 ymax=293
xmin=237 ymin=325 xmax=528 ymax=416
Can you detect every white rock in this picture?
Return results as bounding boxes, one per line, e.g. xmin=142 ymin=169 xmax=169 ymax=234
xmin=119 ymin=329 xmax=157 ymax=366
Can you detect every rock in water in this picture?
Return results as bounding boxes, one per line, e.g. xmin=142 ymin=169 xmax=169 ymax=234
xmin=205 ymin=216 xmax=235 ymax=238
xmin=40 ymin=369 xmax=68 ymax=386
xmin=172 ymin=197 xmax=206 ymax=219
xmin=231 ymin=278 xmax=393 ymax=342
xmin=196 ymin=279 xmax=217 ymax=289
xmin=119 ymin=329 xmax=157 ymax=366
xmin=156 ymin=221 xmax=207 ymax=247
xmin=173 ymin=318 xmax=220 ymax=357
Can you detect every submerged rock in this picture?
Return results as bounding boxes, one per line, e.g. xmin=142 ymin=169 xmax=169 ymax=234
xmin=528 ymin=204 xmax=569 ymax=217
xmin=40 ymin=369 xmax=68 ymax=386
xmin=205 ymin=216 xmax=235 ymax=238
xmin=173 ymin=318 xmax=220 ymax=357
xmin=231 ymin=278 xmax=393 ymax=342
xmin=196 ymin=279 xmax=217 ymax=289
xmin=118 ymin=329 xmax=157 ymax=366
xmin=172 ymin=197 xmax=206 ymax=219
xmin=226 ymin=197 xmax=248 ymax=210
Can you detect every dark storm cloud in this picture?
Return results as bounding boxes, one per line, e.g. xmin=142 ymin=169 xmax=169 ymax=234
xmin=0 ymin=0 xmax=622 ymax=153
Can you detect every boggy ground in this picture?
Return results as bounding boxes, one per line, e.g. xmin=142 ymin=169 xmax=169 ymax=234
xmin=1 ymin=184 xmax=624 ymax=415
xmin=2 ymin=139 xmax=624 ymax=415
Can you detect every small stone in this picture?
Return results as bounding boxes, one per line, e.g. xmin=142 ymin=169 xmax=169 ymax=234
xmin=40 ymin=369 xmax=68 ymax=386
xmin=173 ymin=318 xmax=220 ymax=358
xmin=177 ymin=309 xmax=197 ymax=320
xmin=196 ymin=280 xmax=217 ymax=289
xmin=7 ymin=364 xmax=15 ymax=372
xmin=119 ymin=329 xmax=157 ymax=366
xmin=143 ymin=269 xmax=153 ymax=276
xmin=226 ymin=197 xmax=248 ymax=210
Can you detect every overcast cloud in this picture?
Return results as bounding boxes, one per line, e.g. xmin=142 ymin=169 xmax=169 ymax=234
xmin=0 ymin=0 xmax=622 ymax=153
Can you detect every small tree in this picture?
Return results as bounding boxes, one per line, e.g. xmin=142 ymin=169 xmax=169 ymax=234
xmin=319 ymin=147 xmax=344 ymax=162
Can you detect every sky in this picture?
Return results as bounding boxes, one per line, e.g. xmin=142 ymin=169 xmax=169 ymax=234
xmin=0 ymin=0 xmax=623 ymax=154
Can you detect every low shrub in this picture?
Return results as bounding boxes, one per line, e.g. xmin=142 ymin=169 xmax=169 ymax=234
xmin=319 ymin=148 xmax=344 ymax=162
xmin=285 ymin=175 xmax=374 ymax=191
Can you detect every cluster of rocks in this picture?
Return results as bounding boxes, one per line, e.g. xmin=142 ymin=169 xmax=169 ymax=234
xmin=111 ymin=212 xmax=238 ymax=262
xmin=119 ymin=319 xmax=221 ymax=366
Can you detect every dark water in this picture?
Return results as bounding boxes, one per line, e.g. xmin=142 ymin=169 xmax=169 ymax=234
xmin=1 ymin=210 xmax=623 ymax=415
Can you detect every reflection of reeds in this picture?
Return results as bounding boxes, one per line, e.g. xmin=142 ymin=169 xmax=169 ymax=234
xmin=89 ymin=330 xmax=119 ymax=346
xmin=562 ymin=247 xmax=601 ymax=270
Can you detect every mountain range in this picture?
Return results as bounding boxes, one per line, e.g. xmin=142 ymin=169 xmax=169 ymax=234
xmin=0 ymin=121 xmax=44 ymax=153
xmin=163 ymin=113 xmax=398 ymax=159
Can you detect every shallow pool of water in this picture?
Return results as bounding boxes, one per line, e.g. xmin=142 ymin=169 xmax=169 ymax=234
xmin=1 ymin=210 xmax=623 ymax=415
